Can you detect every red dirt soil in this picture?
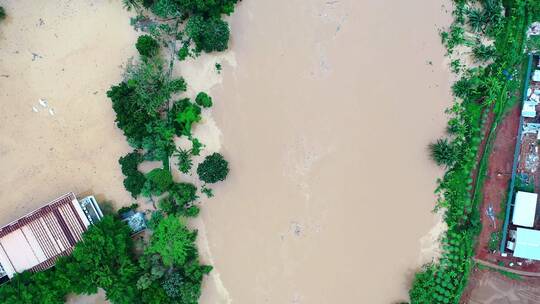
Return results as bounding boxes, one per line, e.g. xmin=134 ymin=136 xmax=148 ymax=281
xmin=461 ymin=266 xmax=540 ymax=304
xmin=474 ymin=103 xmax=540 ymax=272
xmin=475 ymin=104 xmax=521 ymax=264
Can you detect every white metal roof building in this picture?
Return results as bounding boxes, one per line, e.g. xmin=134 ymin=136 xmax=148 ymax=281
xmin=0 ymin=193 xmax=102 ymax=282
xmin=512 ymin=191 xmax=538 ymax=227
xmin=522 ymin=100 xmax=537 ymax=118
xmin=513 ymin=227 xmax=540 ymax=260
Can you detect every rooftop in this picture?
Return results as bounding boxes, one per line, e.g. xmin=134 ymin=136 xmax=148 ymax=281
xmin=0 ymin=193 xmax=101 ymax=279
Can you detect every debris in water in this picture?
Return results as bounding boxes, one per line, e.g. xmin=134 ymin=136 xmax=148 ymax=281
xmin=31 ymin=53 xmax=43 ymax=61
xmin=38 ymin=98 xmax=48 ymax=108
xmin=49 ymin=108 xmax=55 ymax=116
xmin=290 ymin=221 xmax=303 ymax=236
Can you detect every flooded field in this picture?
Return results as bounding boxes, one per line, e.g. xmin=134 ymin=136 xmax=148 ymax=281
xmin=0 ymin=0 xmax=136 ymax=223
xmin=0 ymin=0 xmax=453 ymax=303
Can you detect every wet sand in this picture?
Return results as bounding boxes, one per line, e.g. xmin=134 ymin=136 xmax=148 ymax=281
xmin=0 ymin=0 xmax=137 ymax=225
xmin=0 ymin=0 xmax=453 ymax=303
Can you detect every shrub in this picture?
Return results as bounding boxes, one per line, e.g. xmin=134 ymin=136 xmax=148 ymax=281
xmin=472 ymin=43 xmax=496 ymax=62
xmin=197 ymin=152 xmax=229 ymax=183
xmin=186 ymin=16 xmax=230 ymax=53
xmin=467 ymin=8 xmax=485 ymax=32
xmin=178 ymin=45 xmax=189 ymax=61
xmin=202 ymin=186 xmax=214 ymax=198
xmin=429 ymin=138 xmax=455 ymax=167
xmin=0 ymin=7 xmax=5 ymax=21
xmin=136 ymin=35 xmax=160 ymax=57
xmin=191 ymin=138 xmax=203 ymax=156
xmin=195 ymin=92 xmax=213 ymax=108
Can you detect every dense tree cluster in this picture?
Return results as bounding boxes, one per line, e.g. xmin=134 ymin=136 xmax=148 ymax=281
xmin=0 ymin=0 xmax=237 ymax=302
xmin=129 ymin=0 xmax=236 ymax=55
xmin=197 ymin=152 xmax=229 ymax=184
xmin=0 ymin=215 xmax=211 ymax=304
xmin=149 ymin=0 xmax=238 ymax=18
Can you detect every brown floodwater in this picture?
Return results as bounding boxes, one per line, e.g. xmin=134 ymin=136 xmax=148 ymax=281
xmin=197 ymin=0 xmax=453 ymax=303
xmin=0 ymin=0 xmax=453 ymax=303
xmin=0 ymin=0 xmax=136 ymax=224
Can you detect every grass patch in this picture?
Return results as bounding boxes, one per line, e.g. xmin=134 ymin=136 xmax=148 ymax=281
xmin=477 ymin=262 xmax=524 ymax=280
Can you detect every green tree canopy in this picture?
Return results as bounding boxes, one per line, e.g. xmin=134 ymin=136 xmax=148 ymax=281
xmin=175 ymin=102 xmax=201 ymax=136
xmin=125 ymin=57 xmax=187 ymax=115
xmin=147 ymin=216 xmax=197 ymax=267
xmin=151 ymin=0 xmax=238 ymax=18
xmin=56 ymin=216 xmax=140 ymax=303
xmin=136 ymin=35 xmax=160 ymax=57
xmin=142 ymin=168 xmax=174 ymax=197
xmin=119 ymin=152 xmax=146 ymax=197
xmin=186 ymin=15 xmax=230 ymax=53
xmin=429 ymin=138 xmax=456 ymax=167
xmin=197 ymin=152 xmax=229 ymax=183
xmin=195 ymin=91 xmax=213 ymax=108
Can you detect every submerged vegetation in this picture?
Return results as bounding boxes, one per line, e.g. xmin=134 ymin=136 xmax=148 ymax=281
xmin=0 ymin=0 xmax=238 ymax=303
xmin=410 ymin=0 xmax=540 ymax=303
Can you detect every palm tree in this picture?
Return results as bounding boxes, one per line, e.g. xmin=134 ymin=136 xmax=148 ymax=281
xmin=472 ymin=42 xmax=496 ymax=62
xmin=467 ymin=8 xmax=485 ymax=33
xmin=483 ymin=0 xmax=502 ymax=24
xmin=429 ymin=139 xmax=455 ymax=167
xmin=123 ymin=0 xmax=141 ymax=11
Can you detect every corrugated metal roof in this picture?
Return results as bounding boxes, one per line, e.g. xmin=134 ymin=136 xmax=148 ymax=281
xmin=514 ymin=227 xmax=540 ymax=260
xmin=0 ymin=193 xmax=90 ymax=278
xmin=512 ymin=191 xmax=538 ymax=228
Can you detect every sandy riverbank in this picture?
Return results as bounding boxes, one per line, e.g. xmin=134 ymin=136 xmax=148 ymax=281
xmin=1 ymin=0 xmax=453 ymax=303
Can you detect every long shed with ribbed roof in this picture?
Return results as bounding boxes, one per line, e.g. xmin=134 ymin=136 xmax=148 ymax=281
xmin=0 ymin=192 xmax=103 ymax=283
